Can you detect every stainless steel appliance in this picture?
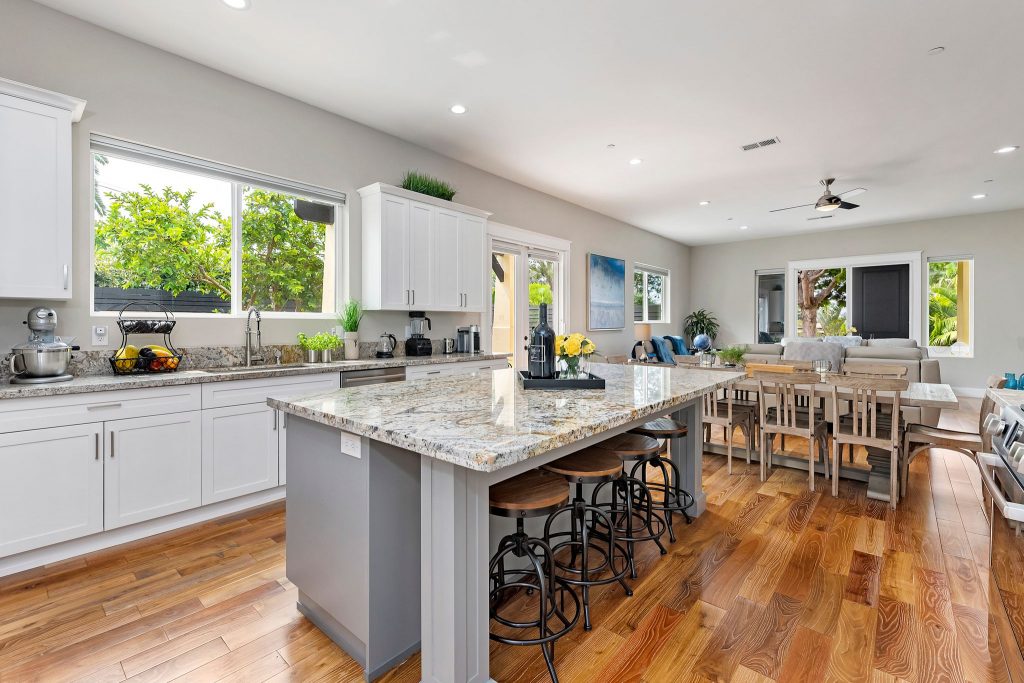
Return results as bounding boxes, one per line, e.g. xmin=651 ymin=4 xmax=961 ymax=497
xmin=375 ymin=333 xmax=398 ymax=359
xmin=340 ymin=366 xmax=406 ymax=387
xmin=8 ymin=307 xmax=78 ymax=384
xmin=456 ymin=326 xmax=480 ymax=354
xmin=405 ymin=311 xmax=432 ymax=357
xmin=977 ymin=402 xmax=1024 ymax=677
xmin=442 ymin=338 xmax=456 ymax=354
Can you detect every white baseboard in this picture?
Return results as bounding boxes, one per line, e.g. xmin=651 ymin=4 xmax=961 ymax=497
xmin=0 ymin=487 xmax=286 ymax=579
xmin=953 ymin=387 xmax=985 ymax=398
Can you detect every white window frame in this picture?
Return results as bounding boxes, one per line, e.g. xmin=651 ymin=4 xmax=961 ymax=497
xmin=89 ymin=135 xmax=346 ymax=319
xmin=634 ymin=263 xmax=670 ymax=324
xmin=926 ymin=255 xmax=975 ymax=359
xmin=785 ymin=251 xmax=922 ymax=344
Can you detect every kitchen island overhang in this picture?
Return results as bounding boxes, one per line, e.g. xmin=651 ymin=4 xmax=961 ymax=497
xmin=271 ymin=363 xmax=743 ymax=683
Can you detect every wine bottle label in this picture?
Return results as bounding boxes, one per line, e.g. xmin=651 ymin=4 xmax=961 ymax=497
xmin=529 ymin=345 xmax=546 ymax=363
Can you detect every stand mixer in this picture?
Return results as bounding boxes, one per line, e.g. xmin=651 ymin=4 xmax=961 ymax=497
xmin=8 ymin=307 xmax=79 ymax=384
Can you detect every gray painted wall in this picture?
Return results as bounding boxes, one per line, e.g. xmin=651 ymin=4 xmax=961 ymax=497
xmin=0 ymin=0 xmax=689 ymax=358
xmin=689 ymin=209 xmax=1024 ymax=389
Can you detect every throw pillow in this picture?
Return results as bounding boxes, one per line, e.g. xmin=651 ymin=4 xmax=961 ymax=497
xmin=664 ymin=335 xmax=689 ymax=355
xmin=650 ymin=337 xmax=677 ymax=365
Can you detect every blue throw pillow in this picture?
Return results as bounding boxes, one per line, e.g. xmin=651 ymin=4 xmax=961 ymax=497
xmin=664 ymin=335 xmax=689 ymax=355
xmin=650 ymin=337 xmax=676 ymax=365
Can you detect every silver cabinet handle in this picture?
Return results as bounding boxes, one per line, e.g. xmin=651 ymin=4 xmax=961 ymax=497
xmin=63 ymin=264 xmax=69 ymax=290
xmin=95 ymin=432 xmax=99 ymax=460
xmin=405 ymin=290 xmax=409 ymax=304
xmin=87 ymin=402 xmax=123 ymax=411
xmin=110 ymin=432 xmax=115 ymax=458
xmin=273 ymin=410 xmax=278 ymax=431
xmin=412 ymin=289 xmax=415 ymax=305
xmin=426 ymin=370 xmax=442 ymax=375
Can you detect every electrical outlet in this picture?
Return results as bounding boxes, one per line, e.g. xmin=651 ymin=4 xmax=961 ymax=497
xmin=92 ymin=325 xmax=109 ymax=346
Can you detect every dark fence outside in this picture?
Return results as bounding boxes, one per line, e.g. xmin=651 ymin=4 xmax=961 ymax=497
xmin=94 ymin=287 xmax=230 ymax=314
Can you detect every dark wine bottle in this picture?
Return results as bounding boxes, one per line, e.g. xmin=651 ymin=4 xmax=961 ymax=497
xmin=528 ymin=303 xmax=556 ymax=379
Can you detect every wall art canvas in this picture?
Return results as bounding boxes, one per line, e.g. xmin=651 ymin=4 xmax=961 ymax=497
xmin=588 ymin=253 xmax=626 ymax=330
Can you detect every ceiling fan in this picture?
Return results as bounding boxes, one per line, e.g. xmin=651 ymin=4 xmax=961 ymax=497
xmin=770 ymin=178 xmax=866 ymax=220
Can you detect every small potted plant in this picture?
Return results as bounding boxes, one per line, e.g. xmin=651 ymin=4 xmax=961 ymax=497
xmin=338 ymin=299 xmax=363 ymax=360
xmin=717 ymin=344 xmax=748 ymax=368
xmin=400 ymin=170 xmax=456 ymax=201
xmin=298 ymin=332 xmax=342 ymax=363
xmin=555 ymin=333 xmax=596 ymax=379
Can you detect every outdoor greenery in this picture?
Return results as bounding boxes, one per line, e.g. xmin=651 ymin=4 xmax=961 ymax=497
xmin=796 ymin=268 xmax=846 ymax=337
xmin=337 ymin=299 xmax=364 ymax=333
xmin=684 ymin=309 xmax=719 ymax=342
xmin=94 ymin=183 xmax=328 ymax=312
xmin=929 ymin=261 xmax=959 ymax=346
xmin=634 ymin=270 xmax=664 ymax=320
xmin=528 ymin=258 xmax=555 ymax=307
xmin=400 ymin=171 xmax=456 ymax=201
xmin=817 ymin=299 xmax=848 ymax=336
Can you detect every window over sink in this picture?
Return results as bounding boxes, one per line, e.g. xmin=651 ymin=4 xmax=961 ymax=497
xmin=90 ymin=135 xmax=344 ymax=317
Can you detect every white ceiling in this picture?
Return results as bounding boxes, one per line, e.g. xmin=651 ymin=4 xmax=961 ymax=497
xmin=33 ymin=0 xmax=1024 ymax=245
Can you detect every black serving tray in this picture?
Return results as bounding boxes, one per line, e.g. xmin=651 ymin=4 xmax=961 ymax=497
xmin=517 ymin=370 xmax=605 ymax=390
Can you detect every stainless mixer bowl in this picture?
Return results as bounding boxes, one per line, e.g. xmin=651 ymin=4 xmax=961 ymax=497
xmin=9 ymin=347 xmax=72 ymax=377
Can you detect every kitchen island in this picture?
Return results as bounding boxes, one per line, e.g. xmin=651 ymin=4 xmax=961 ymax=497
xmin=269 ymin=363 xmax=743 ymax=682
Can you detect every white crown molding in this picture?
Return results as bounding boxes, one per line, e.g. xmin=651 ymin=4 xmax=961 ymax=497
xmin=0 ymin=77 xmax=86 ymax=122
xmin=357 ymin=182 xmax=492 ymax=219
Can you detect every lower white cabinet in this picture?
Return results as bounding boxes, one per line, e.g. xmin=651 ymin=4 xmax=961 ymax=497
xmin=104 ymin=412 xmax=202 ymax=530
xmin=278 ymin=410 xmax=288 ymax=486
xmin=0 ymin=423 xmax=103 ymax=557
xmin=202 ymin=403 xmax=279 ymax=504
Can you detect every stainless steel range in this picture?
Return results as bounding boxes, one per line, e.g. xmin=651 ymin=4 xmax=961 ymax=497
xmin=978 ymin=402 xmax=1024 ymax=681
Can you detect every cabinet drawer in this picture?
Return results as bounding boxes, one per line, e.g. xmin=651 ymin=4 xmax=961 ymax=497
xmin=202 ymin=373 xmax=340 ymax=409
xmin=0 ymin=385 xmax=202 ymax=433
xmin=405 ymin=364 xmax=449 ymax=380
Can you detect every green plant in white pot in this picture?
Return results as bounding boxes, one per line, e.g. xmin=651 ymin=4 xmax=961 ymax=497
xmin=338 ymin=299 xmax=364 ymax=360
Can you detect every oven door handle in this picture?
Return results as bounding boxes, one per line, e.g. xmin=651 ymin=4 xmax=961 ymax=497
xmin=978 ymin=452 xmax=1024 ymax=522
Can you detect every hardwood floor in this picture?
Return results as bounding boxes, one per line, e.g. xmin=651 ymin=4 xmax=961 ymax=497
xmin=0 ymin=398 xmax=1018 ymax=682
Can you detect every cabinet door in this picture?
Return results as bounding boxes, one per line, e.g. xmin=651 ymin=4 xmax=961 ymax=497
xmin=408 ymin=201 xmax=434 ymax=309
xmin=0 ymin=424 xmax=103 ymax=558
xmin=104 ymin=412 xmax=202 ymax=530
xmin=278 ymin=410 xmax=288 ymax=486
xmin=379 ymin=194 xmax=411 ymax=309
xmin=202 ymin=404 xmax=279 ymax=504
xmin=0 ymin=95 xmax=72 ymax=299
xmin=433 ymin=208 xmax=462 ymax=310
xmin=459 ymin=215 xmax=487 ymax=311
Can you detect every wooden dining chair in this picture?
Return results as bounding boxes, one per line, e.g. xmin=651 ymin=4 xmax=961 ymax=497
xmin=752 ymin=370 xmax=830 ymax=490
xmin=703 ymin=388 xmax=755 ymax=475
xmin=900 ymin=376 xmax=1006 ymax=498
xmin=827 ymin=374 xmax=908 ymax=506
xmin=838 ymin=364 xmax=909 ymax=462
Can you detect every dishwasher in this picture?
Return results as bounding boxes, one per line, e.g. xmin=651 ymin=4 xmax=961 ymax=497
xmin=340 ymin=365 xmax=406 ymax=387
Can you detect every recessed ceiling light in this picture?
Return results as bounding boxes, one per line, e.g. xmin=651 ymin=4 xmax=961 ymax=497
xmin=994 ymin=145 xmax=1019 ymax=154
xmin=698 ymin=200 xmax=710 ymax=206
xmin=927 ymin=46 xmax=945 ymax=56
xmin=606 ymin=143 xmax=616 ymax=149
xmin=984 ymin=179 xmax=994 ymax=183
xmin=221 ymin=0 xmax=249 ymax=9
xmin=972 ymin=193 xmax=987 ymax=199
xmin=449 ymin=104 xmax=467 ymax=115
xmin=739 ymin=225 xmax=749 ymax=230
xmin=629 ymin=158 xmax=642 ymax=165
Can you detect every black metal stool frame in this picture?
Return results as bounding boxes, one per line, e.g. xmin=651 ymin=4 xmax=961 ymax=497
xmin=631 ymin=445 xmax=696 ymax=543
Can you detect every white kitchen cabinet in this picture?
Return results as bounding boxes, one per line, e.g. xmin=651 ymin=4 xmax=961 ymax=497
xmin=0 ymin=79 xmax=85 ymax=300
xmin=104 ymin=412 xmax=202 ymax=530
xmin=278 ymin=410 xmax=288 ymax=485
xmin=360 ymin=183 xmax=490 ymax=312
xmin=202 ymin=403 xmax=279 ymax=504
xmin=0 ymin=423 xmax=103 ymax=558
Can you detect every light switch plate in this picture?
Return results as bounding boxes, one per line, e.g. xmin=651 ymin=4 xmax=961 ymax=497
xmin=92 ymin=325 xmax=108 ymax=346
xmin=340 ymin=431 xmax=361 ymax=458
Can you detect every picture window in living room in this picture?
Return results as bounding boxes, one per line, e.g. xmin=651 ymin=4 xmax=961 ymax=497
xmin=927 ymin=257 xmax=973 ymax=357
xmin=634 ymin=264 xmax=668 ymax=323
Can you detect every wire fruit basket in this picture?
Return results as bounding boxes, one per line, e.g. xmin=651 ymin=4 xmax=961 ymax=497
xmin=108 ymin=302 xmax=185 ymax=374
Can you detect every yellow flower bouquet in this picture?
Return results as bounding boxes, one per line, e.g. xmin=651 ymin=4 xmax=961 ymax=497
xmin=555 ymin=332 xmax=596 ymax=379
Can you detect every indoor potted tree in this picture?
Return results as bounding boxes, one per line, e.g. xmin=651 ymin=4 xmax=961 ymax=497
xmin=338 ymin=299 xmax=363 ymax=359
xmin=684 ymin=309 xmax=720 ymax=351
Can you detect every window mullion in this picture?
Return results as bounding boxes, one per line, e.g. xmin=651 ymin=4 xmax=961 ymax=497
xmin=231 ymin=183 xmax=243 ymax=315
xmin=643 ymin=271 xmax=650 ymax=323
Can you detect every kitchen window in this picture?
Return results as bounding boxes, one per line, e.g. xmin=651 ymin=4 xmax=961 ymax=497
xmin=927 ymin=256 xmax=974 ymax=357
xmin=634 ymin=264 xmax=669 ymax=323
xmin=91 ymin=135 xmax=344 ymax=316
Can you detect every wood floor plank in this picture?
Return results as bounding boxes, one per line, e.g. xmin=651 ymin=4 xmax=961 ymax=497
xmin=124 ymin=638 xmax=231 ymax=683
xmin=776 ymin=625 xmax=832 ymax=683
xmin=641 ymin=601 xmax=725 ymax=682
xmin=736 ymin=591 xmax=803 ymax=679
xmin=590 ymin=603 xmax=684 ymax=683
xmin=872 ymin=596 xmax=915 ymax=680
xmin=825 ymin=599 xmax=878 ymax=682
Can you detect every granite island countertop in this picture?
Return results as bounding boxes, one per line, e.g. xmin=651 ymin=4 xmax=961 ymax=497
xmin=268 ymin=363 xmax=744 ymax=473
xmin=0 ymin=353 xmax=509 ymax=400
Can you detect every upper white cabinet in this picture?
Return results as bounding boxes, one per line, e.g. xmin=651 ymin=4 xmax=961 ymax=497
xmin=359 ymin=183 xmax=490 ymax=312
xmin=0 ymin=78 xmax=85 ymax=300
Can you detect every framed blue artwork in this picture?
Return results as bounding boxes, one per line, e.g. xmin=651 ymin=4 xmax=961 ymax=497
xmin=587 ymin=253 xmax=626 ymax=330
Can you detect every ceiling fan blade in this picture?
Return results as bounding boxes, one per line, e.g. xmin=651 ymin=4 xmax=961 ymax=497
xmin=838 ymin=187 xmax=866 ymax=198
xmin=807 ymin=215 xmax=833 ymax=221
xmin=770 ymin=202 xmax=814 ymax=213
xmin=838 ymin=201 xmax=859 ymax=210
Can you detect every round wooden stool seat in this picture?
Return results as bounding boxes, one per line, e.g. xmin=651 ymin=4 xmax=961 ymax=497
xmin=543 ymin=447 xmax=624 ymax=483
xmin=594 ymin=432 xmax=661 ymax=461
xmin=631 ymin=417 xmax=688 ymax=439
xmin=489 ymin=469 xmax=569 ymax=517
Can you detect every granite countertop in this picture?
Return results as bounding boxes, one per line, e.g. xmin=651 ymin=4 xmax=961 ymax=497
xmin=0 ymin=353 xmax=509 ymax=400
xmin=269 ymin=363 xmax=744 ymax=473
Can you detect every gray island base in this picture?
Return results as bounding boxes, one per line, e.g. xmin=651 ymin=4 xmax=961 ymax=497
xmin=270 ymin=363 xmax=743 ymax=682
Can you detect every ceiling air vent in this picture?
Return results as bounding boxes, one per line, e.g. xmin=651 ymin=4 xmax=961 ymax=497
xmin=741 ymin=136 xmax=781 ymax=151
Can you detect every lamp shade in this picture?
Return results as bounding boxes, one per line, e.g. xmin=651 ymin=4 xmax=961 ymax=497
xmin=634 ymin=323 xmax=652 ymax=341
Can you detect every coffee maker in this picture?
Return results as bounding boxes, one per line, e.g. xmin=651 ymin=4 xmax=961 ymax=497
xmin=405 ymin=311 xmax=433 ymax=357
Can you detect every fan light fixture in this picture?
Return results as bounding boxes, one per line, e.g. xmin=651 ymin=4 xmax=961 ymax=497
xmin=814 ymin=196 xmax=841 ymax=212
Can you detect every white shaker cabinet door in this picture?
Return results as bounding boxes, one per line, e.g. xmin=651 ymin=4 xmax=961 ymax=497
xmin=0 ymin=423 xmax=103 ymax=558
xmin=379 ymin=194 xmax=411 ymax=310
xmin=104 ymin=412 xmax=202 ymax=530
xmin=433 ymin=208 xmax=462 ymax=311
xmin=202 ymin=404 xmax=279 ymax=505
xmin=408 ymin=201 xmax=435 ymax=310
xmin=459 ymin=214 xmax=487 ymax=311
xmin=0 ymin=94 xmax=73 ymax=299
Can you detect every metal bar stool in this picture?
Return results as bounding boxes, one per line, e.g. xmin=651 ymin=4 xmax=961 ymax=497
xmin=489 ymin=469 xmax=580 ymax=683
xmin=591 ymin=433 xmax=669 ymax=578
xmin=542 ymin=447 xmax=633 ymax=630
xmin=629 ymin=417 xmax=695 ymax=542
